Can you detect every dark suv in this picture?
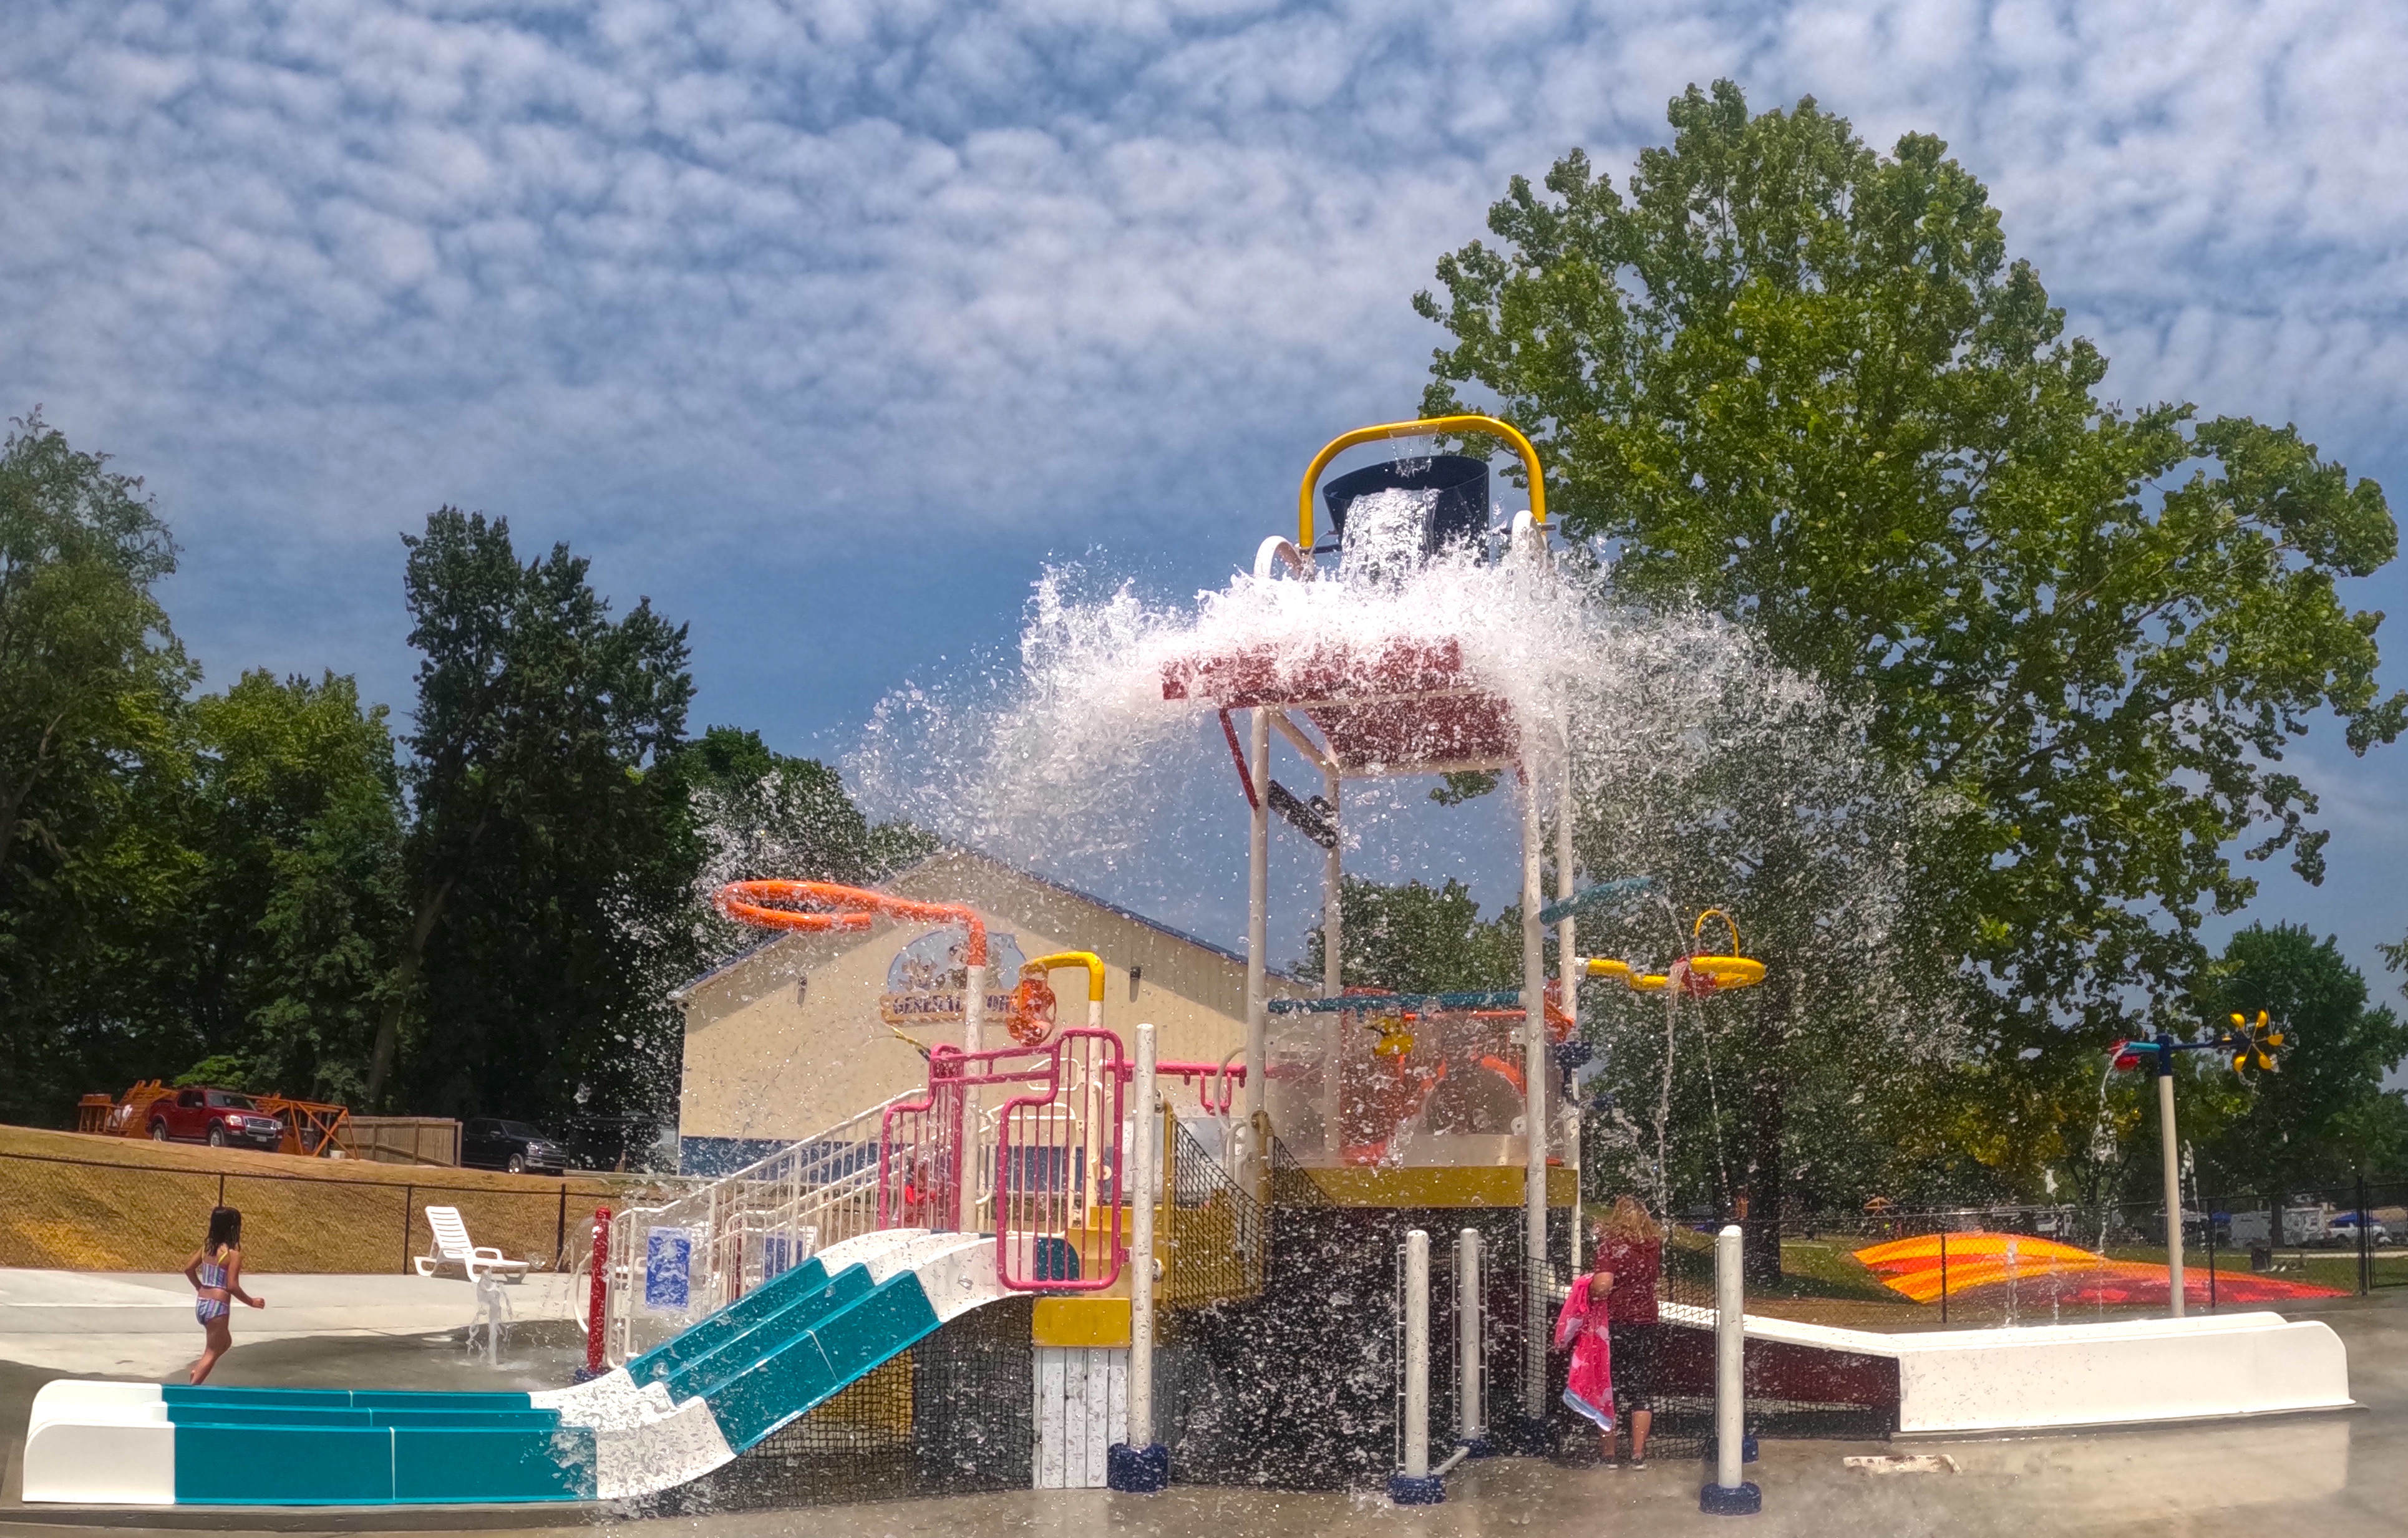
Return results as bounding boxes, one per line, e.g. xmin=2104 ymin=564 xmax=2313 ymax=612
xmin=148 ymin=1088 xmax=285 ymax=1151
xmin=462 ymin=1118 xmax=568 ymax=1175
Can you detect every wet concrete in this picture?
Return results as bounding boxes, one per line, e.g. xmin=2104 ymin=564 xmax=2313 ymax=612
xmin=0 ymin=1273 xmax=581 ymax=1379
xmin=0 ymin=1325 xmax=591 ymax=1509
xmin=3 ymin=1298 xmax=2401 ymax=1536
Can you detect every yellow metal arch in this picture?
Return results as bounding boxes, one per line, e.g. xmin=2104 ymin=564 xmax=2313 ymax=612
xmin=1297 ymin=414 xmax=1546 ymax=553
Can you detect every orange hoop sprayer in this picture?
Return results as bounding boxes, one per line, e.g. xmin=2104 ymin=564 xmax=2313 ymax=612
xmin=714 ymin=879 xmax=989 ymax=965
xmin=1009 ymin=952 xmax=1107 ymax=1045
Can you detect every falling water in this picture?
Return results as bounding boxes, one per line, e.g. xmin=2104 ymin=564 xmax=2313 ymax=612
xmin=850 ymin=525 xmax=1966 ymax=1216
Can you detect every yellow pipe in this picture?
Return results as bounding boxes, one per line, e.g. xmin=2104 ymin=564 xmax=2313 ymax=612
xmin=1297 ymin=414 xmax=1547 ymax=551
xmin=1024 ymin=952 xmax=1108 ymax=1003
xmin=1581 ymin=957 xmax=1669 ymax=993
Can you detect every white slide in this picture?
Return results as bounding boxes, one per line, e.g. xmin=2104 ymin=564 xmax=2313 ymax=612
xmin=1663 ymin=1303 xmax=2352 ymax=1434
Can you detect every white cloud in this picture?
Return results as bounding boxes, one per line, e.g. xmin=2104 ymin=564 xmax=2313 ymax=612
xmin=6 ymin=4 xmax=2408 ymax=922
xmin=10 ymin=2 xmax=2406 ymax=543
xmin=7 ymin=2 xmax=2405 ymax=592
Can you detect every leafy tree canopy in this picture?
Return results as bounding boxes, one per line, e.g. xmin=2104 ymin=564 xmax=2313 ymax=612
xmin=0 ymin=411 xmax=193 ymax=1119
xmin=1303 ymin=875 xmax=1522 ymax=997
xmin=377 ymin=508 xmax=698 ymax=1139
xmin=1417 ymin=81 xmax=2404 ymax=1040
xmin=687 ymin=725 xmax=871 ymax=885
xmin=2182 ymin=924 xmax=2408 ymax=1194
xmin=180 ymin=670 xmax=407 ymax=1103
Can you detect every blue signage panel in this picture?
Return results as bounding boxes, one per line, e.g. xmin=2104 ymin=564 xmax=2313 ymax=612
xmin=644 ymin=1227 xmax=693 ymax=1312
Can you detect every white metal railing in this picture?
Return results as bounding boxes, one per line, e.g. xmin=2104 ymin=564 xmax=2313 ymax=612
xmin=600 ymin=1094 xmax=912 ymax=1366
xmin=588 ymin=1037 xmax=1243 ymax=1367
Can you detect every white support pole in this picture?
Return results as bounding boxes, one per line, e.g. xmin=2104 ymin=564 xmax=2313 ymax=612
xmin=1388 ymin=1228 xmax=1442 ymax=1504
xmin=1555 ymin=733 xmax=1580 ymax=1255
xmin=2158 ymin=1057 xmax=2186 ymax=1319
xmin=962 ymin=962 xmax=986 ymax=1056
xmin=1323 ymin=765 xmax=1343 ymax=1000
xmin=1700 ymin=1223 xmax=1760 ymax=1516
xmin=1519 ymin=753 xmax=1549 ymax=1423
xmin=1241 ymin=709 xmax=1271 ymax=1195
xmin=1457 ymin=1227 xmax=1485 ymax=1448
xmin=1129 ymin=1028 xmax=1158 ymax=1436
xmin=1716 ymin=1226 xmax=1743 ymax=1487
xmin=1404 ymin=1229 xmax=1430 ymax=1479
xmin=1107 ymin=1023 xmax=1168 ymax=1492
xmin=958 ymin=959 xmax=986 ymax=1236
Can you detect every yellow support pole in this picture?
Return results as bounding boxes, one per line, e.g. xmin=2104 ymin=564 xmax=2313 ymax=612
xmin=1297 ymin=414 xmax=1546 ymax=551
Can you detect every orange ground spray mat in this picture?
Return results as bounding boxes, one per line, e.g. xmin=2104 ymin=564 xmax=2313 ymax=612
xmin=1850 ymin=1230 xmax=2347 ymax=1307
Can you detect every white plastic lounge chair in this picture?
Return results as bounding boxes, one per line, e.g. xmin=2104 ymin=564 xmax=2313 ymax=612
xmin=414 ymin=1205 xmax=532 ymax=1282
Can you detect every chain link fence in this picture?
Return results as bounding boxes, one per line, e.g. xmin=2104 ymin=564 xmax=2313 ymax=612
xmin=0 ymin=1143 xmax=678 ymax=1273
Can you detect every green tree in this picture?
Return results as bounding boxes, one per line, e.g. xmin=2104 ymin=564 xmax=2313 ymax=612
xmin=1419 ymin=84 xmax=2400 ymax=1076
xmin=0 ymin=412 xmax=195 ymax=1120
xmin=175 ymin=670 xmax=407 ymax=1102
xmin=1303 ymin=875 xmax=1522 ymax=996
xmin=2182 ymin=924 xmax=2408 ymax=1194
xmin=376 ymin=509 xmax=698 ymax=1148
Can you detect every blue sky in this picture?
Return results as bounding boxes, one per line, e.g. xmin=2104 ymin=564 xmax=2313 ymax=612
xmin=8 ymin=0 xmax=2408 ymax=1009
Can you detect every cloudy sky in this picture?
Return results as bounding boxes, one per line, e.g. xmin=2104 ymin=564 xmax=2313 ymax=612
xmin=9 ymin=0 xmax=2408 ymax=995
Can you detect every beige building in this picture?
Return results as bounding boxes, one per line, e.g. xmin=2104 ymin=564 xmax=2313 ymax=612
xmin=675 ymin=849 xmax=1301 ymax=1174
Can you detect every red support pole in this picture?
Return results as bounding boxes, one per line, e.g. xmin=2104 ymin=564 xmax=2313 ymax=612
xmin=583 ymin=1206 xmax=612 ymax=1380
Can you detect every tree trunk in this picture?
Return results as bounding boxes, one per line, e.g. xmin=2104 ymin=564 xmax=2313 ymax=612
xmin=0 ymin=712 xmax=69 ymax=906
xmin=0 ymin=771 xmax=35 ymax=905
xmin=365 ymin=875 xmax=455 ymax=1108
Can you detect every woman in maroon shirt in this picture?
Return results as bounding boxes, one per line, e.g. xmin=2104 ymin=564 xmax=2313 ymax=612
xmin=1596 ymin=1196 xmax=1662 ymax=1466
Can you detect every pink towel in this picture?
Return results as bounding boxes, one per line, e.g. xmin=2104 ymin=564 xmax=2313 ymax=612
xmin=1553 ymin=1273 xmax=1614 ymax=1430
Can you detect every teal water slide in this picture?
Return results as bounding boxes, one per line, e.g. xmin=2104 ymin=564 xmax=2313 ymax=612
xmin=22 ymin=1230 xmax=1008 ymax=1506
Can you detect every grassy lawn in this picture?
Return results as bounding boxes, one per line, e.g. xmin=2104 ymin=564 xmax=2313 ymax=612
xmin=1773 ymin=1238 xmax=1901 ymax=1302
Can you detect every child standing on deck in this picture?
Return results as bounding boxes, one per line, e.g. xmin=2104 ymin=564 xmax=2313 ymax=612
xmin=183 ymin=1207 xmax=265 ymax=1385
xmin=1598 ymin=1196 xmax=1663 ymax=1468
xmin=1553 ymin=1244 xmax=1615 ymax=1454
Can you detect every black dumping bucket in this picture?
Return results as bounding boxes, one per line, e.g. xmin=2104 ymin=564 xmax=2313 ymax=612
xmin=1321 ymin=454 xmax=1490 ymax=559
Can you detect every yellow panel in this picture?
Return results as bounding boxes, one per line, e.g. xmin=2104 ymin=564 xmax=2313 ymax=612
xmin=1031 ymin=1297 xmax=1132 ymax=1348
xmin=1284 ymin=1164 xmax=1580 ymax=1209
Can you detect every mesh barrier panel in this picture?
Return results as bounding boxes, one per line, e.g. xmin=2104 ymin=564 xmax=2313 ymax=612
xmin=1162 ymin=1117 xmax=1265 ymax=1308
xmin=1156 ymin=1141 xmax=1568 ymax=1490
xmin=634 ymin=1295 xmax=1036 ymax=1514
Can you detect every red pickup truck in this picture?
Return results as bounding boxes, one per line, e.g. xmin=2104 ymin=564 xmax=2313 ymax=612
xmin=147 ymin=1087 xmax=286 ymax=1151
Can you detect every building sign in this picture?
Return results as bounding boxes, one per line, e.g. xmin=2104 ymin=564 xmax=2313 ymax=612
xmin=879 ymin=927 xmax=1026 ymax=1027
xmin=644 ymin=1227 xmax=693 ymax=1312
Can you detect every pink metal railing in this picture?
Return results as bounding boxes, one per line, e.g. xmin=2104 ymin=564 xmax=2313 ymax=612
xmin=874 ymin=1032 xmax=1249 ymax=1294
xmin=994 ymin=1028 xmax=1125 ymax=1291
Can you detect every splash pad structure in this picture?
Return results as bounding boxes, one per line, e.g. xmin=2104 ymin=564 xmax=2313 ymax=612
xmin=1150 ymin=415 xmax=1767 ymax=1436
xmin=21 ymin=418 xmax=2355 ymax=1511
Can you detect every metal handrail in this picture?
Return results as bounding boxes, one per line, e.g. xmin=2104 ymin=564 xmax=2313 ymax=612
xmin=1296 ymin=414 xmax=1546 ymax=551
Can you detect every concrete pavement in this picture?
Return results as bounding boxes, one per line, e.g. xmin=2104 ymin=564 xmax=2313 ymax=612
xmin=0 ymin=1271 xmax=581 ymax=1377
xmin=0 ymin=1294 xmax=2399 ymax=1535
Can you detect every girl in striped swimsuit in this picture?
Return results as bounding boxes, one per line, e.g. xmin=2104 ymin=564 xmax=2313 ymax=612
xmin=183 ymin=1207 xmax=265 ymax=1384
